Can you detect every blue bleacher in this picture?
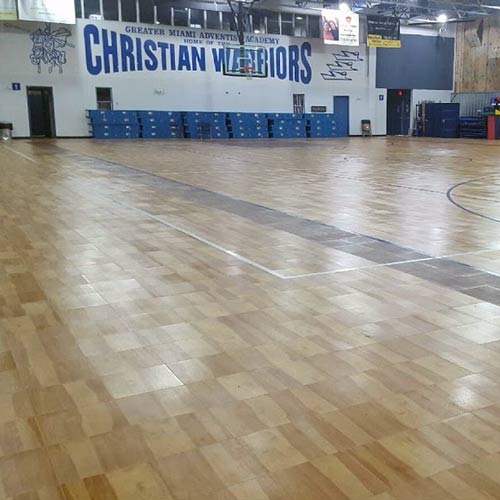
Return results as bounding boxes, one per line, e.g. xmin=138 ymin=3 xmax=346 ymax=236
xmin=231 ymin=128 xmax=268 ymax=139
xmin=268 ymin=114 xmax=307 ymax=138
xmin=89 ymin=110 xmax=140 ymax=139
xmin=141 ymin=123 xmax=183 ymax=139
xmin=183 ymin=112 xmax=229 ymax=139
xmin=87 ymin=110 xmax=347 ymax=140
xmin=305 ymin=113 xmax=339 ymax=138
xmin=268 ymin=113 xmax=304 ymax=120
xmin=459 ymin=116 xmax=487 ymax=139
xmin=92 ymin=124 xmax=114 ymax=138
xmin=137 ymin=111 xmax=183 ymax=139
xmin=88 ymin=110 xmax=114 ymax=124
xmin=229 ymin=112 xmax=267 ymax=120
xmin=227 ymin=112 xmax=270 ymax=139
xmin=92 ymin=124 xmax=140 ymax=139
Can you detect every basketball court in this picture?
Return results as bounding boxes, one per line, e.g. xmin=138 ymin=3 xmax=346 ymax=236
xmin=2 ymin=1 xmax=500 ymax=499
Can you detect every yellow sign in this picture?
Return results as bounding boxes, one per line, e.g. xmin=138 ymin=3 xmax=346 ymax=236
xmin=367 ymin=35 xmax=401 ymax=48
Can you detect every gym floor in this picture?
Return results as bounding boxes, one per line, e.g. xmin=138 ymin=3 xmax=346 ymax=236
xmin=1 ymin=136 xmax=500 ymax=499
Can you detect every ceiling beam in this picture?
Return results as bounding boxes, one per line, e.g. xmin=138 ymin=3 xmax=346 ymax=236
xmin=159 ymin=0 xmax=499 ymax=18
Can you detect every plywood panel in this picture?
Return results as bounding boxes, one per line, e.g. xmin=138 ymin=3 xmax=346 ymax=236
xmin=455 ymin=15 xmax=500 ymax=92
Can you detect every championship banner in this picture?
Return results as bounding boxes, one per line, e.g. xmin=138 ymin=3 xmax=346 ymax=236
xmin=322 ymin=9 xmax=359 ymax=47
xmin=0 ymin=0 xmax=17 ymax=20
xmin=17 ymin=0 xmax=76 ymax=24
xmin=367 ymin=15 xmax=401 ymax=48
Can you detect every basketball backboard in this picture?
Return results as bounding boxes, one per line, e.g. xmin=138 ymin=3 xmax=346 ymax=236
xmin=222 ymin=44 xmax=268 ymax=78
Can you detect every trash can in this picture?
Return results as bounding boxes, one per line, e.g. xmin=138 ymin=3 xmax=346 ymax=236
xmin=0 ymin=123 xmax=13 ymax=142
xmin=361 ymin=119 xmax=372 ymax=137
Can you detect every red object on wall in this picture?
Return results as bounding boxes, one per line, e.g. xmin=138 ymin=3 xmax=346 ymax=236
xmin=488 ymin=115 xmax=496 ymax=140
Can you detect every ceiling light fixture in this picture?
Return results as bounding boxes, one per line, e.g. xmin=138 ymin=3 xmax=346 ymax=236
xmin=437 ymin=13 xmax=448 ymax=23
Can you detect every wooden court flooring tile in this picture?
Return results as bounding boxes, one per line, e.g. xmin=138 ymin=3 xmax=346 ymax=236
xmin=2 ymin=139 xmax=500 ymax=498
xmin=51 ymin=137 xmax=500 ymax=256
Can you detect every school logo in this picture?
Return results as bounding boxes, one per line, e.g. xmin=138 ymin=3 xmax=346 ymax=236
xmin=321 ymin=50 xmax=363 ymax=81
xmin=30 ymin=23 xmax=73 ymax=74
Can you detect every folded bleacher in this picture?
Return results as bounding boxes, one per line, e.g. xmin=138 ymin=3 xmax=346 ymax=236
xmin=227 ymin=113 xmax=269 ymax=139
xmin=183 ymin=112 xmax=228 ymax=139
xmin=139 ymin=111 xmax=184 ymax=139
xmin=88 ymin=110 xmax=140 ymax=139
xmin=306 ymin=113 xmax=338 ymax=138
xmin=268 ymin=113 xmax=307 ymax=139
xmin=459 ymin=116 xmax=487 ymax=139
xmin=87 ymin=110 xmax=347 ymax=140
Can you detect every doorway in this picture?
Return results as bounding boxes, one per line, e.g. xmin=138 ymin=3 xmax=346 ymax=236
xmin=387 ymin=89 xmax=411 ymax=136
xmin=333 ymin=96 xmax=350 ymax=136
xmin=27 ymin=86 xmax=55 ymax=138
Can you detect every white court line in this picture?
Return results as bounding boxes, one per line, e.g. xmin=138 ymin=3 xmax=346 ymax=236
xmin=2 ymin=144 xmax=37 ymax=163
xmin=114 ymin=200 xmax=287 ymax=279
xmin=288 ymin=251 xmax=500 ymax=280
xmin=281 ymin=256 xmax=438 ymax=280
xmin=114 ymin=199 xmax=452 ymax=280
xmin=441 ymin=248 xmax=500 ymax=259
xmin=70 ymin=163 xmax=500 ymax=282
xmin=5 ymin=144 xmax=500 ymax=282
xmin=113 ymin=201 xmax=500 ymax=281
xmin=117 ymin=202 xmax=500 ymax=281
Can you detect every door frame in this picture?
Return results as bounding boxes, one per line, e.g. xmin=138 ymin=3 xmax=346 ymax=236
xmin=333 ymin=95 xmax=350 ymax=136
xmin=386 ymin=89 xmax=412 ymax=136
xmin=27 ymin=86 xmax=56 ymax=138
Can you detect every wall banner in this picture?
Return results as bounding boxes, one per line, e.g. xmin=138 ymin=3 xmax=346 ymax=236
xmin=0 ymin=0 xmax=17 ymax=20
xmin=83 ymin=24 xmax=314 ymax=84
xmin=18 ymin=0 xmax=76 ymax=24
xmin=322 ymin=9 xmax=359 ymax=46
xmin=367 ymin=15 xmax=401 ymax=48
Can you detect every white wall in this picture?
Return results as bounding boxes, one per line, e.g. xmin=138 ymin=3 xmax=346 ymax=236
xmin=0 ymin=19 xmax=452 ymax=138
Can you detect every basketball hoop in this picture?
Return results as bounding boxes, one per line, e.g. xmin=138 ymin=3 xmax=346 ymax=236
xmin=243 ymin=66 xmax=254 ymax=79
xmin=222 ymin=44 xmax=268 ymax=78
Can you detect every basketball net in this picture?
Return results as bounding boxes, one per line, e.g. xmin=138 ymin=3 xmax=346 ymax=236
xmin=243 ymin=66 xmax=254 ymax=80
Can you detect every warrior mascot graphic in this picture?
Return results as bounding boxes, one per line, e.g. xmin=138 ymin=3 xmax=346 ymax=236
xmin=30 ymin=23 xmax=72 ymax=74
